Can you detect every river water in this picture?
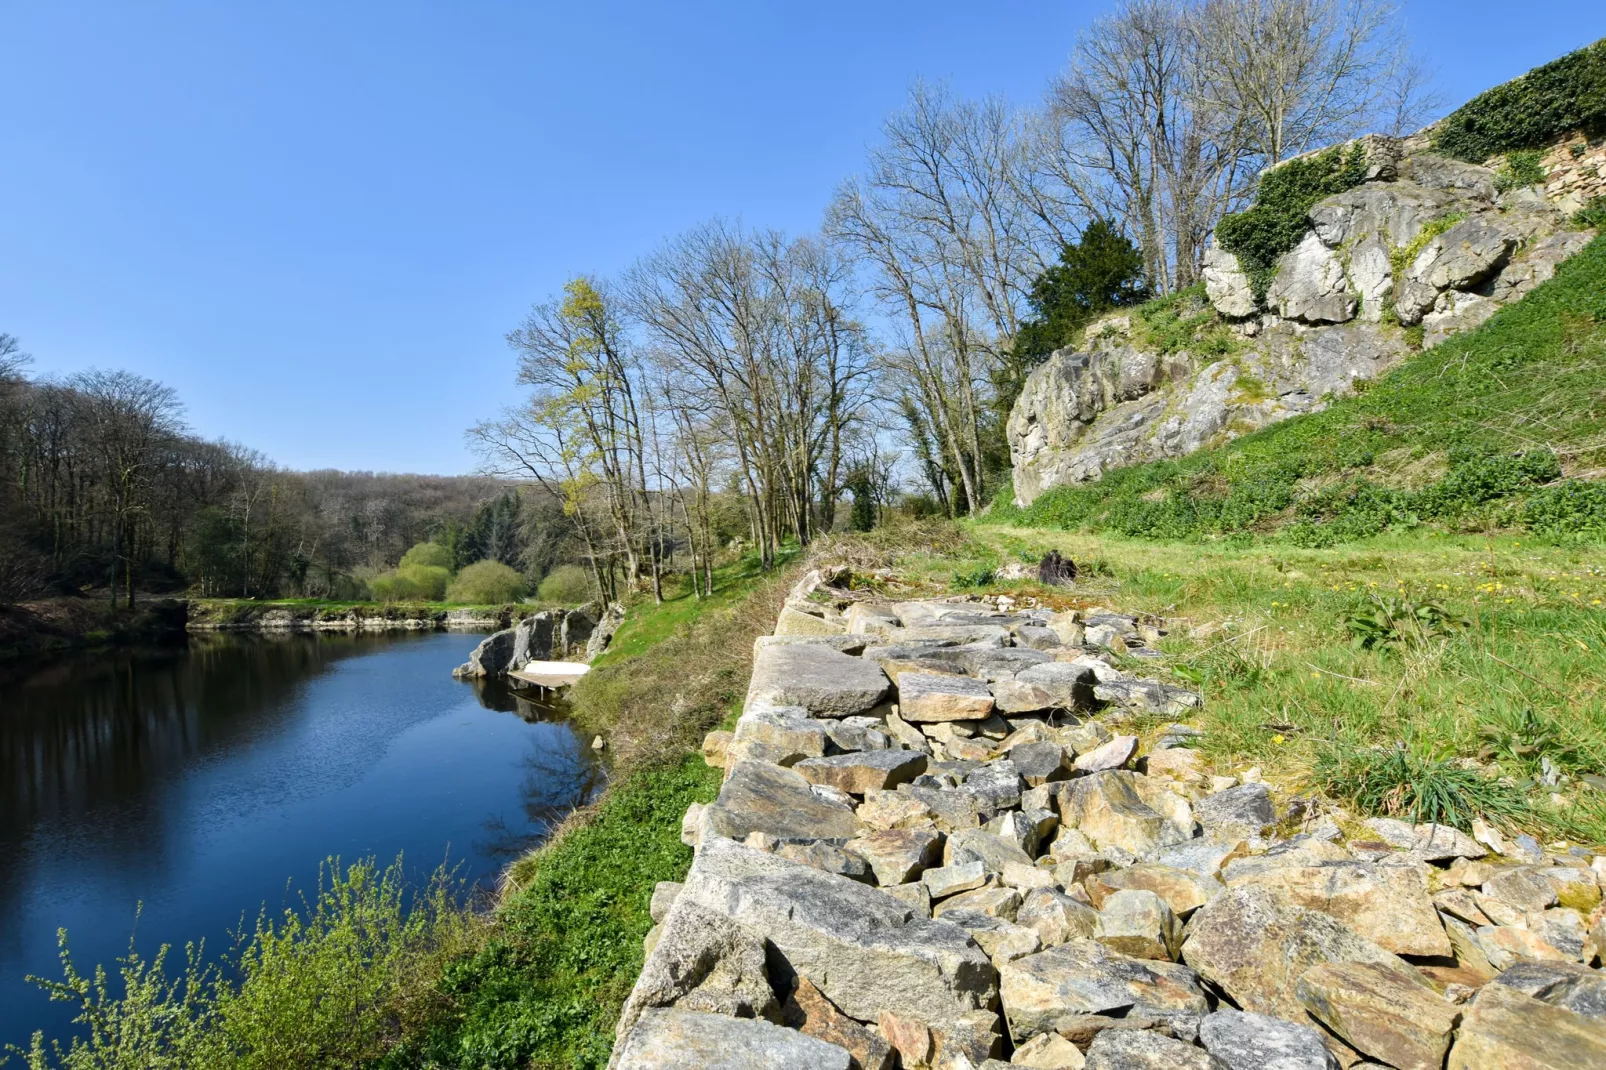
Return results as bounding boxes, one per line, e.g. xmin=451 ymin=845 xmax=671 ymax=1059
xmin=0 ymin=629 xmax=601 ymax=1050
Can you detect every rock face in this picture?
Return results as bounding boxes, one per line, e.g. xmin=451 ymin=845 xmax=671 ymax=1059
xmin=1007 ymin=128 xmax=1598 ymax=507
xmin=614 ymin=582 xmax=1606 ymax=1068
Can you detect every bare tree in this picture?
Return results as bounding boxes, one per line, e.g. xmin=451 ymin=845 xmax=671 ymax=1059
xmin=69 ymin=369 xmax=185 ymax=607
xmin=1189 ymin=0 xmax=1419 ymax=163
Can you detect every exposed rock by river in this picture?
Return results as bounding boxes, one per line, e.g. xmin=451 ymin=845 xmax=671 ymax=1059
xmin=611 ymin=567 xmax=1606 ymax=1068
xmin=186 ymin=602 xmax=515 ymax=633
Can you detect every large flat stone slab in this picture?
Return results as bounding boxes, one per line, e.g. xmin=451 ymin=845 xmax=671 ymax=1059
xmin=1181 ymin=886 xmax=1412 ymax=1023
xmin=1294 ymin=960 xmax=1457 ymax=1070
xmin=681 ymin=837 xmax=996 ymax=1027
xmin=794 ymin=749 xmax=928 ymax=794
xmin=747 ymin=644 xmax=891 ymax=716
xmin=705 ymin=761 xmax=860 ymax=844
xmin=1228 ymin=860 xmax=1451 ymax=957
xmin=1447 ymin=981 xmax=1606 ymax=1069
xmin=897 ymin=671 xmax=996 ymax=722
xmin=614 ymin=1008 xmax=853 ymax=1069
xmin=999 ymin=938 xmax=1208 ymax=1041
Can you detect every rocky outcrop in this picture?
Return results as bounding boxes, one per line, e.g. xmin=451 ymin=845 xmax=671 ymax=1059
xmin=613 ymin=575 xmax=1606 ymax=1067
xmin=453 ymin=607 xmax=600 ymax=677
xmin=1008 ymin=129 xmax=1599 ymax=507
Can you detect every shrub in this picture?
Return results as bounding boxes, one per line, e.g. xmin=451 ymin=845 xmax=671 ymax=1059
xmin=1523 ymin=479 xmax=1606 ymax=536
xmin=1434 ymin=37 xmax=1606 ymax=163
xmin=445 ymin=560 xmax=527 ymax=604
xmin=399 ymin=542 xmax=454 ymax=571
xmin=1494 ymin=149 xmax=1547 ymax=192
xmin=370 ymin=565 xmax=451 ymax=602
xmin=537 ymin=564 xmax=593 ymax=605
xmin=1215 ymin=143 xmax=1369 ymax=301
xmin=1575 ymin=195 xmax=1606 ymax=229
xmin=14 ymin=858 xmax=477 ymax=1070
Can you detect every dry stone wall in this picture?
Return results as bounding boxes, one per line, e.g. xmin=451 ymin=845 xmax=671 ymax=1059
xmin=610 ymin=567 xmax=1606 ymax=1068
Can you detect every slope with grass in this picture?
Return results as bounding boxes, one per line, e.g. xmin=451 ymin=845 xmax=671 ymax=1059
xmin=994 ymin=233 xmax=1606 ymax=545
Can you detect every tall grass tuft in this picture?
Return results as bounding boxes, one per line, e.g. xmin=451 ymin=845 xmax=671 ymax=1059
xmin=1313 ymin=744 xmax=1527 ymax=830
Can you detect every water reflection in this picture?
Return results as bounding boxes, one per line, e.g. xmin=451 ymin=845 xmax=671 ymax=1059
xmin=0 ymin=630 xmax=601 ymax=1049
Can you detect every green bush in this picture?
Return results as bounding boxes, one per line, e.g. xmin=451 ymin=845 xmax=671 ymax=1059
xmin=1434 ymin=37 xmax=1606 ymax=163
xmin=1575 ymin=195 xmax=1606 ymax=229
xmin=445 ymin=560 xmax=527 ymax=604
xmin=1523 ymin=479 xmax=1606 ymax=536
xmin=13 ymin=858 xmax=476 ymax=1070
xmin=371 ymin=565 xmax=451 ymax=602
xmin=1215 ymin=143 xmax=1369 ymax=302
xmin=536 ymin=564 xmax=592 ymax=604
xmin=1494 ymin=150 xmax=1548 ymax=192
xmin=399 ymin=542 xmax=454 ymax=571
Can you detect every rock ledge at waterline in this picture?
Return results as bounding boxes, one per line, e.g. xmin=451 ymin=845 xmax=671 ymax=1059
xmin=609 ymin=566 xmax=1606 ymax=1069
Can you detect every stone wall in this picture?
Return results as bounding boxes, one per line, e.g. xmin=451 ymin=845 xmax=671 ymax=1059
xmin=1007 ymin=129 xmax=1599 ymax=507
xmin=609 ymin=568 xmax=1606 ymax=1068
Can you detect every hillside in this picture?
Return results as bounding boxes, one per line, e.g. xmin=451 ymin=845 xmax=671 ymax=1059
xmin=992 ymin=231 xmax=1606 ymax=544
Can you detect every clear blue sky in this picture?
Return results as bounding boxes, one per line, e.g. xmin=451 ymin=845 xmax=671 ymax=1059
xmin=3 ymin=1 xmax=1601 ymax=474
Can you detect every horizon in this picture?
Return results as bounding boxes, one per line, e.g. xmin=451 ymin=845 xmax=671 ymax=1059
xmin=3 ymin=0 xmax=1602 ymax=476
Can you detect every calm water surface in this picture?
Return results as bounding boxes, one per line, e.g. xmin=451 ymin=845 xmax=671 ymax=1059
xmin=0 ymin=630 xmax=600 ymax=1049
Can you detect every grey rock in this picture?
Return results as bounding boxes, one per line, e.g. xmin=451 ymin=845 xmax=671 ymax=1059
xmin=746 ymin=643 xmax=891 ymax=716
xmin=682 ymin=837 xmax=996 ymax=1026
xmin=1053 ymin=771 xmax=1192 ymax=856
xmin=1181 ymin=886 xmax=1415 ymax=1022
xmin=1014 ymin=662 xmax=1097 ymax=709
xmin=898 ymin=671 xmax=996 ymax=722
xmin=999 ymin=938 xmax=1210 ymax=1041
xmin=1196 ymin=784 xmax=1275 ymax=839
xmin=704 ymin=761 xmax=859 ymax=844
xmin=775 ymin=841 xmax=875 ymax=883
xmin=453 ymin=627 xmax=516 ymax=678
xmin=1084 ymin=1026 xmax=1225 ymax=1069
xmin=586 ymin=601 xmax=625 ymax=660
xmin=1199 ymin=1009 xmax=1338 ymax=1070
xmin=729 ymin=706 xmax=829 ymax=767
xmin=1268 ymin=232 xmax=1356 ymax=324
xmin=1203 ymin=245 xmax=1257 ymax=317
xmin=613 ymin=1008 xmax=853 ymax=1070
xmin=848 ymin=828 xmax=944 ymax=886
xmin=613 ymin=901 xmax=781 ymax=1047
xmin=1349 ymin=235 xmax=1393 ymax=322
xmin=794 ymin=749 xmax=928 ymax=794
xmin=1409 ymin=216 xmax=1517 ymax=292
xmin=1492 ymin=959 xmax=1606 ymax=1020
xmin=649 ymin=881 xmax=682 ymax=924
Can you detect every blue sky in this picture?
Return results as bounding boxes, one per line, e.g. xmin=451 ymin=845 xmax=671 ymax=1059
xmin=3 ymin=1 xmax=1601 ymax=474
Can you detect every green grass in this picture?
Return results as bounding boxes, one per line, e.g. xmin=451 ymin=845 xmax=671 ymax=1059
xmin=957 ymin=524 xmax=1606 ymax=845
xmin=990 ymin=233 xmax=1606 ymax=545
xmin=378 ymin=758 xmax=722 ymax=1070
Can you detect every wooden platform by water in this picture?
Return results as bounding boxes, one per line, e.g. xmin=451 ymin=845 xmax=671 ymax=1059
xmin=507 ymin=660 xmax=590 ymax=690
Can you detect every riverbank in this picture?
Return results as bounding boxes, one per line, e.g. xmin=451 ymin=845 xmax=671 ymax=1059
xmin=186 ymin=598 xmax=520 ymax=632
xmin=0 ymin=598 xmax=188 ymax=663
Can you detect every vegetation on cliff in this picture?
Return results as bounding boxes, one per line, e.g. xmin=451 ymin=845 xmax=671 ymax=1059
xmin=990 ymin=233 xmax=1606 ymax=543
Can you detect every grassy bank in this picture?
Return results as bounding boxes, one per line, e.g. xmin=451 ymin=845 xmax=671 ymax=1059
xmin=0 ymin=598 xmax=188 ymax=663
xmin=941 ymin=523 xmax=1606 ymax=845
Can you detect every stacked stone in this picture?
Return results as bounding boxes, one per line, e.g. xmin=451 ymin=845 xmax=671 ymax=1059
xmin=612 ymin=572 xmax=1606 ymax=1069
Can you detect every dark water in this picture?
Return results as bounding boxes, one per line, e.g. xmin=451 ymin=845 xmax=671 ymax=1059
xmin=0 ymin=630 xmax=601 ymax=1049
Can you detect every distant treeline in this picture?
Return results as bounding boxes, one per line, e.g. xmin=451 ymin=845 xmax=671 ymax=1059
xmin=0 ymin=334 xmax=571 ymax=605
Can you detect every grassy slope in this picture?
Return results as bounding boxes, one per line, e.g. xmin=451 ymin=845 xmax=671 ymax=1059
xmin=962 ymin=235 xmax=1606 ymax=844
xmin=992 ymin=233 xmax=1606 ymax=544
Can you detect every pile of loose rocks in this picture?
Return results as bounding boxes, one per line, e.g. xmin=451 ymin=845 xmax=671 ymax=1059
xmin=609 ymin=569 xmax=1606 ymax=1069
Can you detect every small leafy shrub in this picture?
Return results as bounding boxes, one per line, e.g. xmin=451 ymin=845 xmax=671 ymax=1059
xmin=1216 ymin=143 xmax=1369 ymax=301
xmin=446 ymin=560 xmax=527 ymax=604
xmin=1343 ymin=594 xmax=1469 ymax=650
xmin=1434 ymin=37 xmax=1606 ymax=163
xmin=1494 ymin=149 xmax=1548 ymax=192
xmin=952 ymin=564 xmax=996 ymax=588
xmin=536 ymin=564 xmax=593 ymax=604
xmin=1522 ymin=479 xmax=1606 ymax=537
xmin=1313 ymin=745 xmax=1526 ymax=829
xmin=399 ymin=542 xmax=454 ymax=571
xmin=1575 ymin=195 xmax=1606 ymax=229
